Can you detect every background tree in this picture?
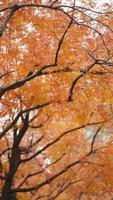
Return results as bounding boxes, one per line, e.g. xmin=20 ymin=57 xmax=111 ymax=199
xmin=0 ymin=0 xmax=113 ymax=200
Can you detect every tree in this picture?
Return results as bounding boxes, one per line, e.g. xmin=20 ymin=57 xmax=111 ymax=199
xmin=0 ymin=0 xmax=113 ymax=199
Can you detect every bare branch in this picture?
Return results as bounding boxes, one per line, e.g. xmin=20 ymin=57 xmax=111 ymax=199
xmin=0 ymin=102 xmax=49 ymax=139
xmin=21 ymin=120 xmax=105 ymax=163
xmin=68 ymin=61 xmax=96 ymax=101
xmin=88 ymin=126 xmax=102 ymax=155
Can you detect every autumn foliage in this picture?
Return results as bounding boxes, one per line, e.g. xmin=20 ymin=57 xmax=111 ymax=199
xmin=0 ymin=0 xmax=113 ymax=200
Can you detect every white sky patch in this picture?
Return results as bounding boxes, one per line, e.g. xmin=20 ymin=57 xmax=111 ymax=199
xmin=24 ymin=23 xmax=36 ymax=33
xmin=41 ymin=0 xmax=52 ymax=5
xmin=60 ymin=0 xmax=112 ymax=38
xmin=34 ymin=7 xmax=51 ymax=18
xmin=0 ymin=114 xmax=10 ymax=132
xmin=34 ymin=8 xmax=40 ymax=16
xmin=85 ymin=127 xmax=110 ymax=145
xmin=43 ymin=157 xmax=51 ymax=173
xmin=44 ymin=158 xmax=51 ymax=165
xmin=0 ymin=46 xmax=7 ymax=54
xmin=85 ymin=79 xmax=92 ymax=84
xmin=61 ymin=0 xmax=113 ymax=17
xmin=14 ymin=38 xmax=22 ymax=44
xmin=18 ymin=44 xmax=28 ymax=53
xmin=0 ymin=114 xmax=9 ymax=123
xmin=0 ymin=11 xmax=5 ymax=17
xmin=92 ymin=0 xmax=113 ymax=12
xmin=75 ymin=0 xmax=113 ymax=11
xmin=90 ymin=21 xmax=107 ymax=34
xmin=85 ymin=127 xmax=94 ymax=141
xmin=61 ymin=0 xmax=74 ymax=11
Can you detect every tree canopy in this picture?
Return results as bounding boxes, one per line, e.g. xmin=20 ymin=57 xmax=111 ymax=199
xmin=0 ymin=0 xmax=113 ymax=200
